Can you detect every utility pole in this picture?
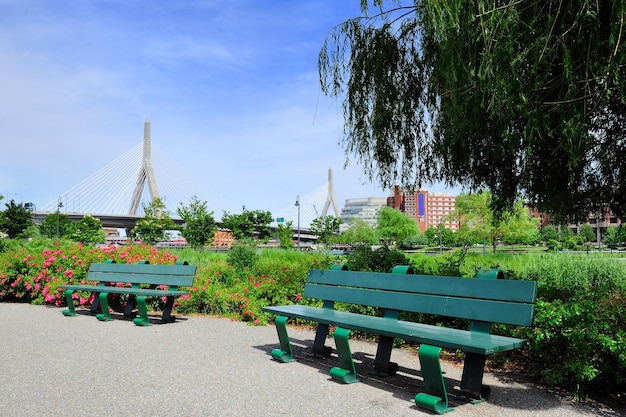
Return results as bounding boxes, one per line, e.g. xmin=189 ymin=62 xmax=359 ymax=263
xmin=295 ymin=195 xmax=301 ymax=249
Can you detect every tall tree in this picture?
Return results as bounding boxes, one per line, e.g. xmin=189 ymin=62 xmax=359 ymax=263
xmin=320 ymin=1 xmax=626 ymax=221
xmin=131 ymin=198 xmax=176 ymax=245
xmin=309 ymin=215 xmax=342 ymax=245
xmin=177 ymin=196 xmax=217 ymax=250
xmin=221 ymin=207 xmax=273 ymax=242
xmin=337 ymin=218 xmax=379 ymax=245
xmin=452 ymin=191 xmax=540 ymax=252
xmin=276 ymin=221 xmax=294 ymax=249
xmin=40 ymin=212 xmax=74 ymax=239
xmin=71 ymin=215 xmax=106 ymax=245
xmin=0 ymin=199 xmax=33 ymax=238
xmin=377 ymin=206 xmax=419 ymax=243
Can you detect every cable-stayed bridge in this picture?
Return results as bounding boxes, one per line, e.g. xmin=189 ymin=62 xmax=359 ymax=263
xmin=38 ymin=121 xmax=340 ymax=230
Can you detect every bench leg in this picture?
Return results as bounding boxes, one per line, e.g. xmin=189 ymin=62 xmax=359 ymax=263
xmin=329 ymin=327 xmax=359 ymax=384
xmin=374 ymin=335 xmax=399 ymax=375
xmin=124 ymin=294 xmax=137 ymax=318
xmin=414 ymin=344 xmax=453 ymax=414
xmin=95 ymin=293 xmax=112 ymax=322
xmin=61 ymin=289 xmax=76 ymax=317
xmin=311 ymin=323 xmax=333 ymax=357
xmin=270 ymin=316 xmax=296 ymax=363
xmin=132 ymin=296 xmax=151 ymax=326
xmin=460 ymin=352 xmax=491 ymax=401
xmin=161 ymin=295 xmax=176 ymax=323
xmin=90 ymin=292 xmax=100 ymax=315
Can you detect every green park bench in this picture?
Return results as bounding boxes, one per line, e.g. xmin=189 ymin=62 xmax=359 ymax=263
xmin=59 ymin=260 xmax=197 ymax=326
xmin=262 ymin=265 xmax=537 ymax=414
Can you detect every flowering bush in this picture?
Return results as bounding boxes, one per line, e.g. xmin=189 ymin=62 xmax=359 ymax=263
xmin=0 ymin=239 xmax=179 ymax=307
xmin=0 ymin=239 xmax=333 ymax=325
xmin=175 ymin=249 xmax=331 ymax=324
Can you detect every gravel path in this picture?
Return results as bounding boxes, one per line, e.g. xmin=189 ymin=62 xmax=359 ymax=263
xmin=0 ymin=304 xmax=622 ymax=417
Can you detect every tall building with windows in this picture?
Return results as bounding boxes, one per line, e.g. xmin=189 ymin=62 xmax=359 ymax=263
xmin=338 ymin=197 xmax=388 ymax=229
xmin=387 ymin=186 xmax=458 ymax=233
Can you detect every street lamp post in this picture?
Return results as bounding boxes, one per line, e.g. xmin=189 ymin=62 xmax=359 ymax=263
xmin=56 ymin=196 xmax=64 ymax=239
xmin=295 ymin=195 xmax=301 ymax=249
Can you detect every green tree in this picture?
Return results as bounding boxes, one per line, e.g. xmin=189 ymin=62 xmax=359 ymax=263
xmin=337 ymin=218 xmax=379 ymax=245
xmin=0 ymin=199 xmax=33 ymax=238
xmin=177 ymin=196 xmax=217 ymax=250
xmin=541 ymin=225 xmax=559 ymax=243
xmin=40 ymin=212 xmax=74 ymax=239
xmin=452 ymin=192 xmax=494 ymax=251
xmin=276 ymin=221 xmax=294 ymax=249
xmin=452 ymin=191 xmax=539 ymax=252
xmin=71 ymin=215 xmax=106 ymax=245
xmin=309 ymin=215 xmax=342 ymax=245
xmin=320 ymin=1 xmax=626 ymax=220
xmin=603 ymin=227 xmax=620 ymax=246
xmin=501 ymin=201 xmax=541 ymax=245
xmin=376 ymin=206 xmax=418 ymax=243
xmin=560 ymin=226 xmax=574 ymax=242
xmin=221 ymin=207 xmax=273 ymax=242
xmin=578 ymin=224 xmax=596 ymax=243
xmin=131 ymin=198 xmax=176 ymax=245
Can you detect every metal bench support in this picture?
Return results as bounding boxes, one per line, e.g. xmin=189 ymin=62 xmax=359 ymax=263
xmin=132 ymin=296 xmax=151 ymax=326
xmin=329 ymin=327 xmax=359 ymax=384
xmin=374 ymin=335 xmax=399 ymax=375
xmin=461 ymin=352 xmax=491 ymax=401
xmin=414 ymin=344 xmax=453 ymax=414
xmin=61 ymin=289 xmax=76 ymax=317
xmin=95 ymin=292 xmax=112 ymax=322
xmin=270 ymin=316 xmax=296 ymax=363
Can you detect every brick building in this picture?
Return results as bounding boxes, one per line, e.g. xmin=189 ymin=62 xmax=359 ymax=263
xmin=387 ymin=186 xmax=458 ymax=233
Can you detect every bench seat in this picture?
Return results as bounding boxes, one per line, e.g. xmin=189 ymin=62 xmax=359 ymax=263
xmin=59 ymin=285 xmax=189 ymax=299
xmin=263 ymin=305 xmax=526 ymax=355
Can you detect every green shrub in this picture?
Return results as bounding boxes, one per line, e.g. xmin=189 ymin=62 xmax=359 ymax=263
xmin=226 ymin=240 xmax=258 ymax=269
xmin=521 ymin=290 xmax=626 ymax=396
xmin=347 ymin=245 xmax=409 ymax=272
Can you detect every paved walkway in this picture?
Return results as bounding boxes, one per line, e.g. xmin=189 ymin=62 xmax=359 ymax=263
xmin=0 ymin=304 xmax=622 ymax=417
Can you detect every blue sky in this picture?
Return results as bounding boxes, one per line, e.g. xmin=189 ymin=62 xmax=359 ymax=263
xmin=1 ymin=0 xmax=454 ymax=221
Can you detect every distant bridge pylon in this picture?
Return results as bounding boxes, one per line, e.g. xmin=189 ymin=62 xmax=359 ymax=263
xmin=129 ymin=120 xmax=160 ymax=215
xmin=271 ymin=167 xmax=340 ymax=229
xmin=40 ymin=121 xmax=200 ymax=216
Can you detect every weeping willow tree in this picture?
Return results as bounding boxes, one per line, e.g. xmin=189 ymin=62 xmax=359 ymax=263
xmin=319 ymin=0 xmax=626 ymax=221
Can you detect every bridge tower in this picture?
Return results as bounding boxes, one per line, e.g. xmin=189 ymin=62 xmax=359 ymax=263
xmin=129 ymin=120 xmax=160 ymax=215
xmin=320 ymin=167 xmax=340 ymax=217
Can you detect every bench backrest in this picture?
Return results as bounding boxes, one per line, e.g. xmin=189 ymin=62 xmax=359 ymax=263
xmin=88 ymin=262 xmax=197 ymax=287
xmin=303 ymin=268 xmax=537 ymax=327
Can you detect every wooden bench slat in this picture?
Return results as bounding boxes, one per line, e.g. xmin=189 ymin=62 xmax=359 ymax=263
xmin=89 ymin=263 xmax=197 ymax=277
xmin=306 ymin=269 xmax=537 ymax=303
xmin=59 ymin=285 xmax=188 ymax=297
xmin=304 ymin=284 xmax=535 ymax=326
xmin=86 ymin=271 xmax=194 ymax=287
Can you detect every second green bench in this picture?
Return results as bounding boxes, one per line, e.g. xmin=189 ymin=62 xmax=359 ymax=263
xmin=262 ymin=265 xmax=537 ymax=414
xmin=59 ymin=260 xmax=197 ymax=326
